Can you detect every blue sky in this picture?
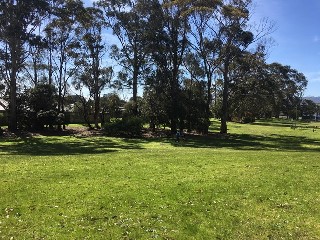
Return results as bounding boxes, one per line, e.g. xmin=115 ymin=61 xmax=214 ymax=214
xmin=85 ymin=0 xmax=320 ymax=97
xmin=254 ymin=0 xmax=320 ymax=96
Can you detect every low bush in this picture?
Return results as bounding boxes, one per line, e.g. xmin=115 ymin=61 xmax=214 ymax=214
xmin=104 ymin=116 xmax=143 ymax=137
xmin=0 ymin=113 xmax=7 ymax=126
xmin=194 ymin=118 xmax=211 ymax=133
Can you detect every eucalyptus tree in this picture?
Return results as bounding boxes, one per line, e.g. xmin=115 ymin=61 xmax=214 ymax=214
xmin=23 ymin=34 xmax=48 ymax=86
xmin=74 ymin=6 xmax=113 ymax=129
xmin=98 ymin=0 xmax=151 ymax=116
xmin=213 ymin=0 xmax=256 ymax=133
xmin=0 ymin=0 xmax=49 ymax=131
xmin=100 ymin=92 xmax=124 ymax=124
xmin=280 ymin=67 xmax=307 ymax=119
xmin=142 ymin=85 xmax=169 ymax=131
xmin=165 ymin=0 xmax=192 ymax=132
xmin=143 ymin=0 xmax=191 ymax=133
xmin=181 ymin=78 xmax=208 ymax=132
xmin=184 ymin=0 xmax=272 ymax=133
xmin=26 ymin=83 xmax=59 ymax=129
xmin=267 ymin=63 xmax=307 ymax=119
xmin=300 ymin=99 xmax=317 ymax=120
xmin=44 ymin=0 xmax=84 ymax=117
xmin=227 ymin=47 xmax=270 ymax=121
xmin=187 ymin=0 xmax=222 ymax=129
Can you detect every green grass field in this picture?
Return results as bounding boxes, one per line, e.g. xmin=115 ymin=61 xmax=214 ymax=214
xmin=1 ymin=119 xmax=320 ymax=239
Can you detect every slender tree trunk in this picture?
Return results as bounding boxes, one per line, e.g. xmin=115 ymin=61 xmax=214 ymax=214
xmin=132 ymin=64 xmax=139 ymax=116
xmin=56 ymin=44 xmax=65 ymax=131
xmin=8 ymin=69 xmax=17 ymax=132
xmin=94 ymin=93 xmax=100 ymax=129
xmin=8 ymin=41 xmax=19 ymax=132
xmin=58 ymin=58 xmax=63 ymax=112
xmin=204 ymin=72 xmax=212 ymax=134
xmin=93 ymin=47 xmax=101 ymax=129
xmin=169 ymin=21 xmax=184 ymax=134
xmin=33 ymin=56 xmax=38 ymax=85
xmin=81 ymin=98 xmax=92 ymax=129
xmin=48 ymin=44 xmax=53 ymax=85
xmin=214 ymin=81 xmax=217 ymax=117
xmin=170 ymin=69 xmax=180 ymax=134
xmin=220 ymin=67 xmax=229 ymax=134
xmin=206 ymin=75 xmax=212 ymax=116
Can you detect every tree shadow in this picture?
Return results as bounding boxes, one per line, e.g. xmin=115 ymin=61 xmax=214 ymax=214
xmin=1 ymin=129 xmax=320 ymax=156
xmin=0 ymin=136 xmax=145 ymax=156
xmin=171 ymin=133 xmax=320 ymax=152
xmin=251 ymin=119 xmax=311 ymax=128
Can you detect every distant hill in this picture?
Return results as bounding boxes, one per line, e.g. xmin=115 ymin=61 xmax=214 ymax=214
xmin=304 ymin=97 xmax=320 ymax=104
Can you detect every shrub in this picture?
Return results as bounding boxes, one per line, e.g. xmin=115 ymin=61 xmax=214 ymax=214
xmin=195 ymin=118 xmax=211 ymax=134
xmin=232 ymin=112 xmax=256 ymax=124
xmin=241 ymin=112 xmax=255 ymax=124
xmin=104 ymin=116 xmax=143 ymax=137
xmin=17 ymin=111 xmax=36 ymax=130
xmin=37 ymin=110 xmax=57 ymax=128
xmin=0 ymin=113 xmax=7 ymax=126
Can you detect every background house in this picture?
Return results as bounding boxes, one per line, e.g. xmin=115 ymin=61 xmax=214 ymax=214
xmin=0 ymin=99 xmax=8 ymax=126
xmin=0 ymin=99 xmax=7 ymax=112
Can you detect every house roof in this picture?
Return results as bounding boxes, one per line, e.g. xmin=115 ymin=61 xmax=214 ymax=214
xmin=0 ymin=99 xmax=8 ymax=111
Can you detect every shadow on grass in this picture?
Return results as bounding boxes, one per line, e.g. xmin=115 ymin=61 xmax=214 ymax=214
xmin=1 ymin=129 xmax=320 ymax=156
xmin=0 ymin=136 xmax=145 ymax=156
xmin=172 ymin=133 xmax=320 ymax=152
xmin=251 ymin=119 xmax=313 ymax=128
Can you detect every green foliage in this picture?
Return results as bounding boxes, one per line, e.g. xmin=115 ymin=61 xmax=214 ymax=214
xmin=178 ymin=79 xmax=211 ymax=133
xmin=104 ymin=116 xmax=143 ymax=137
xmin=123 ymin=99 xmax=141 ymax=117
xmin=36 ymin=110 xmax=64 ymax=128
xmin=28 ymin=84 xmax=57 ymax=112
xmin=142 ymin=82 xmax=170 ymax=130
xmin=100 ymin=93 xmax=124 ymax=119
xmin=301 ymin=99 xmax=318 ymax=119
xmin=0 ymin=0 xmax=308 ymax=136
xmin=0 ymin=0 xmax=50 ymax=131
xmin=194 ymin=117 xmax=211 ymax=133
xmin=232 ymin=112 xmax=256 ymax=123
xmin=0 ymin=112 xmax=6 ymax=126
xmin=17 ymin=84 xmax=61 ymax=130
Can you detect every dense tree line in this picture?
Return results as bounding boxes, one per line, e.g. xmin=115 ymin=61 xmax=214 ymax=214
xmin=0 ymin=0 xmax=308 ymax=134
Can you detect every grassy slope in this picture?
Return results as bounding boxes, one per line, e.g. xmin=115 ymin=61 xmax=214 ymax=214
xmin=0 ymin=120 xmax=320 ymax=239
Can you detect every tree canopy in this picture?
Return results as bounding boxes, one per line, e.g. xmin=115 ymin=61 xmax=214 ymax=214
xmin=0 ymin=0 xmax=309 ymax=134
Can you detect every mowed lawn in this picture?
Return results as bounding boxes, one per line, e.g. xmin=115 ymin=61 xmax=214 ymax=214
xmin=1 ymin=120 xmax=320 ymax=239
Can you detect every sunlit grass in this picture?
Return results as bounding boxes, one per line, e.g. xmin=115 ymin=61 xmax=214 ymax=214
xmin=1 ymin=119 xmax=320 ymax=239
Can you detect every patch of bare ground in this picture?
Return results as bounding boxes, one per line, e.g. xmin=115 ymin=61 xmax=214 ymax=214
xmin=0 ymin=126 xmax=104 ymax=138
xmin=0 ymin=126 xmax=226 ymax=139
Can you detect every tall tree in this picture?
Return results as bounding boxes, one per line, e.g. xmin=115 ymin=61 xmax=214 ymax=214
xmin=44 ymin=0 xmax=84 ymax=121
xmin=23 ymin=33 xmax=48 ymax=86
xmin=0 ymin=0 xmax=49 ymax=131
xmin=181 ymin=78 xmax=208 ymax=133
xmin=228 ymin=47 xmax=270 ymax=121
xmin=267 ymin=63 xmax=307 ymax=119
xmin=215 ymin=0 xmax=254 ymax=134
xmin=300 ymin=99 xmax=317 ymax=120
xmin=74 ymin=6 xmax=113 ymax=128
xmin=145 ymin=0 xmax=190 ymax=133
xmin=98 ymin=0 xmax=150 ymax=116
xmin=187 ymin=0 xmax=222 ymax=131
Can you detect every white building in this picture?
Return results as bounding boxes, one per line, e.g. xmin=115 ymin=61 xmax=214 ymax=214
xmin=0 ymin=99 xmax=7 ymax=112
